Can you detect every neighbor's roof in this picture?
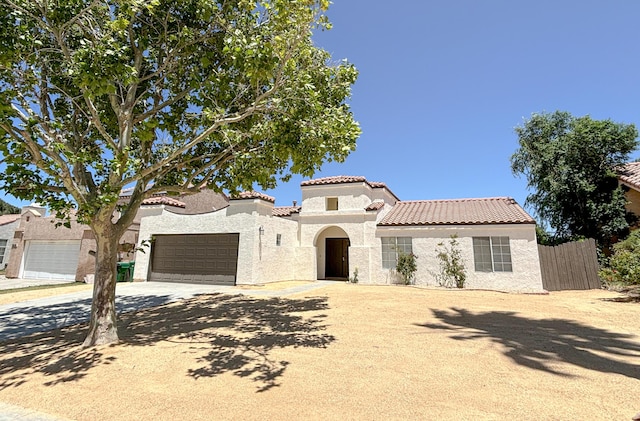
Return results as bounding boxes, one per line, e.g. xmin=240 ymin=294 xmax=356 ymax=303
xmin=0 ymin=214 xmax=20 ymax=226
xmin=232 ymin=191 xmax=276 ymax=203
xmin=301 ymin=176 xmax=399 ymax=201
xmin=618 ymin=162 xmax=640 ymax=191
xmin=378 ymin=197 xmax=535 ymax=226
xmin=273 ymin=206 xmax=302 ymax=217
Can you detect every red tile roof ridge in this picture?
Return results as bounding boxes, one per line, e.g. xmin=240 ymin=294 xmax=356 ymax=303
xmin=301 ymin=175 xmax=367 ymax=186
xmin=399 ymin=197 xmax=516 ymax=204
xmin=618 ymin=162 xmax=640 ymax=190
xmin=300 ymin=176 xmax=399 ymax=200
xmin=365 ymin=201 xmax=385 ymax=211
xmin=141 ymin=196 xmax=186 ymax=208
xmin=273 ymin=206 xmax=302 ymax=217
xmin=232 ymin=191 xmax=276 ymax=203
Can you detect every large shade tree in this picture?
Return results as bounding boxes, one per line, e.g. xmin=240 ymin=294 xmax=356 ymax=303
xmin=511 ymin=111 xmax=638 ymax=248
xmin=0 ymin=0 xmax=360 ymax=347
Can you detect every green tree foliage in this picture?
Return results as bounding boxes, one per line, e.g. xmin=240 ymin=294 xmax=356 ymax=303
xmin=0 ymin=198 xmax=19 ymax=215
xmin=511 ymin=111 xmax=638 ymax=248
xmin=599 ymin=230 xmax=640 ymax=286
xmin=0 ymin=0 xmax=360 ymax=346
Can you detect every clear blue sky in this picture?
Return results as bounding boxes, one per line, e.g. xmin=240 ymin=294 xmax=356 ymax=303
xmin=263 ymin=0 xmax=640 ymax=211
xmin=3 ymin=1 xmax=640 ymax=216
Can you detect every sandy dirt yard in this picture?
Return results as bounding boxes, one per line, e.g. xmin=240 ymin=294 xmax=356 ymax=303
xmin=0 ymin=283 xmax=638 ymax=421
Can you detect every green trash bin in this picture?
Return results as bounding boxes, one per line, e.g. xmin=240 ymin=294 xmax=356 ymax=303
xmin=117 ymin=261 xmax=133 ymax=282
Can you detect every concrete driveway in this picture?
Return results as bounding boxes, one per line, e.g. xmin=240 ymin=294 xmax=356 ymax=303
xmin=0 ymin=278 xmax=332 ymax=342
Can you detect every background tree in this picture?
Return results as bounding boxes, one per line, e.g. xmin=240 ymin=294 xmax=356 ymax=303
xmin=0 ymin=0 xmax=360 ymax=347
xmin=0 ymin=198 xmax=19 ymax=215
xmin=511 ymin=111 xmax=637 ymax=249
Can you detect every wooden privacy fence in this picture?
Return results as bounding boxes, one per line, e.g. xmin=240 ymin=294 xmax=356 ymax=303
xmin=537 ymin=238 xmax=601 ymax=291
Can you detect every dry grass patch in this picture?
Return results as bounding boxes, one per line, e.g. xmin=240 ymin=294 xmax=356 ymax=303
xmin=0 ymin=283 xmax=92 ymax=305
xmin=0 ymin=284 xmax=638 ymax=420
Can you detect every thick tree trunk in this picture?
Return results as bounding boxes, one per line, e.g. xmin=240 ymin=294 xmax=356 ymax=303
xmin=82 ymin=224 xmax=120 ymax=347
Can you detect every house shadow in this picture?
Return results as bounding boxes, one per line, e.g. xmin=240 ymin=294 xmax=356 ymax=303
xmin=0 ymin=293 xmax=334 ymax=392
xmin=418 ymin=307 xmax=640 ymax=380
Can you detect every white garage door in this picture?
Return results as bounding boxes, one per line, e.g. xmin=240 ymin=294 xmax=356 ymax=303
xmin=23 ymin=240 xmax=81 ymax=281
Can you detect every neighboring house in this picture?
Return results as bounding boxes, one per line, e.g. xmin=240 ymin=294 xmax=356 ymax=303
xmin=4 ymin=190 xmax=229 ymax=282
xmin=134 ymin=176 xmax=544 ymax=292
xmin=618 ymin=162 xmax=640 ymax=225
xmin=0 ymin=214 xmax=21 ymax=269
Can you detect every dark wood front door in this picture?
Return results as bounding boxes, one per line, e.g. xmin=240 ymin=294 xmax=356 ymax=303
xmin=325 ymin=238 xmax=349 ymax=279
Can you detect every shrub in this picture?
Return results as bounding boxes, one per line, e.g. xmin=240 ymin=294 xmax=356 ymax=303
xmin=348 ymin=267 xmax=359 ymax=284
xmin=599 ymin=230 xmax=640 ymax=286
xmin=396 ymin=252 xmax=418 ymax=285
xmin=435 ymin=235 xmax=466 ymax=288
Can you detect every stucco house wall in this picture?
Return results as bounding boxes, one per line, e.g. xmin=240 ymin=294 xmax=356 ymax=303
xmin=296 ymin=179 xmax=397 ymax=283
xmin=0 ymin=216 xmax=20 ymax=268
xmin=374 ymin=224 xmax=543 ymax=292
xmin=133 ymin=197 xmax=300 ymax=284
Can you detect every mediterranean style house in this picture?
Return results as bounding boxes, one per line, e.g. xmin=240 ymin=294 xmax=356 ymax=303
xmin=133 ymin=176 xmax=545 ymax=292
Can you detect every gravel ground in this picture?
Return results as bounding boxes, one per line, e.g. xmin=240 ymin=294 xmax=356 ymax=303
xmin=0 ymin=283 xmax=638 ymax=421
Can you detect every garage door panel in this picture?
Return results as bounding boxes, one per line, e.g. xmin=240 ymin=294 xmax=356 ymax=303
xmin=150 ymin=234 xmax=239 ymax=285
xmin=23 ymin=241 xmax=81 ymax=281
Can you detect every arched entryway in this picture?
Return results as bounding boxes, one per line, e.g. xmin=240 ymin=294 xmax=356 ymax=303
xmin=314 ymin=226 xmax=350 ymax=280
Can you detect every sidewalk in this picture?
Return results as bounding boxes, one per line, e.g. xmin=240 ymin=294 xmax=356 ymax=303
xmin=0 ymin=276 xmax=76 ymax=291
xmin=0 ymin=402 xmax=71 ymax=421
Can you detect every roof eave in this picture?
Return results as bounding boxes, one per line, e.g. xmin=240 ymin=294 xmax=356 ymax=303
xmin=377 ymin=220 xmax=536 ymax=227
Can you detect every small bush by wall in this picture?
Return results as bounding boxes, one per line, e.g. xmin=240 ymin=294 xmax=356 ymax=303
xmin=435 ymin=234 xmax=466 ymax=288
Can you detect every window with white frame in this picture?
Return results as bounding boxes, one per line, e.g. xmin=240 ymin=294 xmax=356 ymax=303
xmin=0 ymin=239 xmax=7 ymax=263
xmin=473 ymin=236 xmax=512 ymax=272
xmin=381 ymin=237 xmax=413 ymax=269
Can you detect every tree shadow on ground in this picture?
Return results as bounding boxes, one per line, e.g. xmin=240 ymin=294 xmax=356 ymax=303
xmin=0 ymin=293 xmax=334 ymax=392
xmin=418 ymin=307 xmax=640 ymax=380
xmin=0 ymin=294 xmax=176 ymax=341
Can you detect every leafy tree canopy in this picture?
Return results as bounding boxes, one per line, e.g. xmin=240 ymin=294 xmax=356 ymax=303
xmin=511 ymin=111 xmax=638 ymax=248
xmin=0 ymin=0 xmax=359 ymax=346
xmin=0 ymin=198 xmax=19 ymax=215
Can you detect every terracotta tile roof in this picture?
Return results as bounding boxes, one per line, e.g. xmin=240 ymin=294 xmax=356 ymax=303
xmin=0 ymin=214 xmax=20 ymax=226
xmin=365 ymin=201 xmax=385 ymax=211
xmin=141 ymin=196 xmax=186 ymax=208
xmin=378 ymin=197 xmax=535 ymax=226
xmin=301 ymin=176 xmax=391 ymax=190
xmin=232 ymin=191 xmax=276 ymax=203
xmin=368 ymin=181 xmax=388 ymax=189
xmin=618 ymin=162 xmax=640 ymax=190
xmin=301 ymin=176 xmax=399 ymax=201
xmin=301 ymin=175 xmax=368 ymax=186
xmin=273 ymin=206 xmax=302 ymax=217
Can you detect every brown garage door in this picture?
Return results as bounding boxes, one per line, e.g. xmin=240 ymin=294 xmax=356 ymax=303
xmin=150 ymin=233 xmax=239 ymax=285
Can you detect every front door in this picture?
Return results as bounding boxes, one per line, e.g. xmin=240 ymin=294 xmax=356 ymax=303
xmin=325 ymin=238 xmax=349 ymax=279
